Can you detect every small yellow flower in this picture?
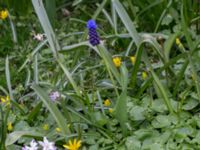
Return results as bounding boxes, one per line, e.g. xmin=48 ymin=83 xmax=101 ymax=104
xmin=175 ymin=38 xmax=181 ymax=45
xmin=112 ymin=57 xmax=121 ymax=67
xmin=1 ymin=96 xmax=10 ymax=106
xmin=109 ymin=108 xmax=113 ymax=113
xmin=63 ymin=139 xmax=81 ymax=150
xmin=130 ymin=56 xmax=136 ymax=64
xmin=42 ymin=124 xmax=49 ymax=131
xmin=176 ymin=38 xmax=183 ymax=48
xmin=56 ymin=127 xmax=61 ymax=132
xmin=0 ymin=10 xmax=8 ymax=20
xmin=142 ymin=72 xmax=147 ymax=80
xmin=104 ymin=99 xmax=111 ymax=107
xmin=7 ymin=122 xmax=13 ymax=131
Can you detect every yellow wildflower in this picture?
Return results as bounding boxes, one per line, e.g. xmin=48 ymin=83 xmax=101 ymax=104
xmin=42 ymin=124 xmax=49 ymax=131
xmin=1 ymin=96 xmax=10 ymax=106
xmin=142 ymin=72 xmax=147 ymax=80
xmin=130 ymin=56 xmax=136 ymax=64
xmin=112 ymin=57 xmax=121 ymax=67
xmin=63 ymin=139 xmax=81 ymax=150
xmin=109 ymin=108 xmax=113 ymax=113
xmin=7 ymin=122 xmax=13 ymax=131
xmin=56 ymin=127 xmax=61 ymax=132
xmin=0 ymin=10 xmax=8 ymax=20
xmin=104 ymin=99 xmax=111 ymax=107
xmin=176 ymin=38 xmax=183 ymax=48
xmin=175 ymin=38 xmax=181 ymax=45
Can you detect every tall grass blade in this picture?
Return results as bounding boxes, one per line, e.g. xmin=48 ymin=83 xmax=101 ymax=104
xmin=57 ymin=59 xmax=81 ymax=96
xmin=32 ymin=84 xmax=68 ymax=134
xmin=5 ymin=56 xmax=14 ymax=100
xmin=32 ymin=0 xmax=60 ymax=57
xmin=150 ymin=71 xmax=174 ymax=114
xmin=112 ymin=0 xmax=140 ymax=47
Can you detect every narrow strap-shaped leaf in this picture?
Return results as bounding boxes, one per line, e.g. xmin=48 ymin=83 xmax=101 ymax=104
xmin=112 ymin=0 xmax=141 ymax=47
xmin=32 ymin=84 xmax=68 ymax=134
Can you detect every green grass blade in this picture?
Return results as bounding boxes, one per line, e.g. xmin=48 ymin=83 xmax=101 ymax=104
xmin=150 ymin=70 xmax=174 ymax=114
xmin=97 ymin=44 xmax=121 ymax=85
xmin=6 ymin=131 xmax=43 ymax=146
xmin=27 ymin=101 xmax=43 ymax=123
xmin=34 ymin=53 xmax=39 ymax=84
xmin=112 ymin=0 xmax=140 ymax=47
xmin=5 ymin=56 xmax=14 ymax=100
xmin=164 ymin=32 xmax=180 ymax=62
xmin=32 ymin=84 xmax=68 ymax=134
xmin=154 ymin=0 xmax=173 ymax=32
xmin=32 ymin=0 xmax=60 ymax=57
xmin=57 ymin=59 xmax=81 ymax=96
xmin=115 ymin=91 xmax=127 ymax=135
xmin=18 ymin=40 xmax=48 ymax=72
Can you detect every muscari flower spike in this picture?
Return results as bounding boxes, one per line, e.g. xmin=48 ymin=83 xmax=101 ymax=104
xmin=87 ymin=19 xmax=100 ymax=46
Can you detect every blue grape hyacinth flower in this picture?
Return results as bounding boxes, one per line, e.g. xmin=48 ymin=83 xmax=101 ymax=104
xmin=87 ymin=19 xmax=100 ymax=46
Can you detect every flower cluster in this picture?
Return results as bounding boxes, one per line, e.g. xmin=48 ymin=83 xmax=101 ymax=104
xmin=33 ymin=33 xmax=45 ymax=41
xmin=0 ymin=9 xmax=8 ymax=20
xmin=22 ymin=137 xmax=56 ymax=150
xmin=49 ymin=91 xmax=60 ymax=102
xmin=22 ymin=137 xmax=81 ymax=150
xmin=87 ymin=19 xmax=100 ymax=46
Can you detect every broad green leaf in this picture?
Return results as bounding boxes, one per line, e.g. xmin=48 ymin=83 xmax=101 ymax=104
xmin=182 ymin=98 xmax=199 ymax=110
xmin=6 ymin=131 xmax=42 ymax=146
xmin=115 ymin=91 xmax=127 ymax=135
xmin=152 ymin=115 xmax=171 ymax=128
xmin=125 ymin=136 xmax=141 ymax=149
xmin=129 ymin=106 xmax=145 ymax=121
xmin=151 ymin=70 xmax=174 ymax=114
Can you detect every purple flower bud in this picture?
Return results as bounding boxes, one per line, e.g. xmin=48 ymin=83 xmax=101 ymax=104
xmin=87 ymin=19 xmax=97 ymax=29
xmin=87 ymin=19 xmax=100 ymax=46
xmin=49 ymin=91 xmax=60 ymax=102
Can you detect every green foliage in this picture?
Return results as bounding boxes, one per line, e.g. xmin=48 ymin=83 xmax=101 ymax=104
xmin=1 ymin=0 xmax=200 ymax=149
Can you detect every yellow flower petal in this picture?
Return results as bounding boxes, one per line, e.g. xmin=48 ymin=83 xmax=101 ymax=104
xmin=7 ymin=122 xmax=13 ymax=131
xmin=69 ymin=140 xmax=73 ymax=146
xmin=77 ymin=140 xmax=81 ymax=147
xmin=42 ymin=124 xmax=49 ymax=130
xmin=130 ymin=56 xmax=136 ymax=64
xmin=63 ymin=144 xmax=70 ymax=149
xmin=1 ymin=97 xmax=6 ymax=103
xmin=63 ymin=139 xmax=81 ymax=150
xmin=104 ymin=99 xmax=111 ymax=107
xmin=0 ymin=10 xmax=8 ymax=20
xmin=142 ymin=72 xmax=147 ymax=80
xmin=109 ymin=108 xmax=113 ymax=113
xmin=56 ymin=127 xmax=61 ymax=132
xmin=176 ymin=38 xmax=181 ymax=45
xmin=112 ymin=57 xmax=121 ymax=67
